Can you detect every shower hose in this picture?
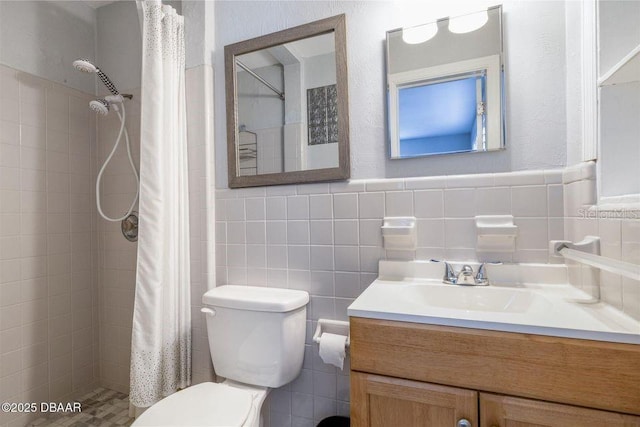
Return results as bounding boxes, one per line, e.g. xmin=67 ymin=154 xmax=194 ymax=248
xmin=96 ymin=101 xmax=140 ymax=222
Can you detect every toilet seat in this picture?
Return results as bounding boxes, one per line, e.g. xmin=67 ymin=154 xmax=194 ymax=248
xmin=132 ymin=382 xmax=253 ymax=426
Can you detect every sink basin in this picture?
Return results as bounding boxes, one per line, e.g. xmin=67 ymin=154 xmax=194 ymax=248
xmin=348 ymin=261 xmax=640 ymax=344
xmin=401 ymin=284 xmax=552 ymax=313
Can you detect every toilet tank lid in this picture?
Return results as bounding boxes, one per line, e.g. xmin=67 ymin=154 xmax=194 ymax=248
xmin=203 ymin=285 xmax=309 ymax=312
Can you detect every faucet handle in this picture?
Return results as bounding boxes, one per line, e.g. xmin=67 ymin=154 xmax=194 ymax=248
xmin=475 ymin=261 xmax=502 ymax=285
xmin=430 ymin=259 xmax=456 ymax=284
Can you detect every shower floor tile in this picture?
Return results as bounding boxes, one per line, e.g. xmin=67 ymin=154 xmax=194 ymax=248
xmin=29 ymin=388 xmax=134 ymax=427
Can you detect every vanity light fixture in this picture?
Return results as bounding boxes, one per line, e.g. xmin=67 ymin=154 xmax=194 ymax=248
xmin=402 ymin=22 xmax=438 ymax=44
xmin=448 ymin=9 xmax=489 ymax=34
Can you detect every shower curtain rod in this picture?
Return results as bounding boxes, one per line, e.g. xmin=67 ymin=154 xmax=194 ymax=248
xmin=236 ymin=59 xmax=285 ymax=100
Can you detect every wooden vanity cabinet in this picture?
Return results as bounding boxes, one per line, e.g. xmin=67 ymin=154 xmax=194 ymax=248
xmin=351 ymin=372 xmax=477 ymax=427
xmin=480 ymin=393 xmax=640 ymax=427
xmin=350 ymin=317 xmax=640 ymax=427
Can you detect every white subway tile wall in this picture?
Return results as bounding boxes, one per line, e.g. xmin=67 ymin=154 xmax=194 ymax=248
xmin=215 ymin=167 xmax=566 ymax=426
xmin=0 ymin=65 xmax=99 ymax=427
xmin=562 ymin=161 xmax=640 ymax=321
xmin=0 ymin=65 xmax=215 ymax=426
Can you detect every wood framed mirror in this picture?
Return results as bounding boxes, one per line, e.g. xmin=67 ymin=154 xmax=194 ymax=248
xmin=225 ymin=14 xmax=350 ymax=188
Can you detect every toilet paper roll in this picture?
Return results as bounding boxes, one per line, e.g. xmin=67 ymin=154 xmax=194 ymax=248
xmin=318 ymin=332 xmax=347 ymax=370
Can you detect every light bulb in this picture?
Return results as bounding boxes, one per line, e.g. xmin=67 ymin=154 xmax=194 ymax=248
xmin=402 ymin=22 xmax=438 ymax=45
xmin=448 ymin=10 xmax=489 ymax=34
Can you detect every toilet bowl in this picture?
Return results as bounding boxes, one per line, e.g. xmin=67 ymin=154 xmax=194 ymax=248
xmin=132 ymin=285 xmax=309 ymax=426
xmin=132 ymin=381 xmax=267 ymax=426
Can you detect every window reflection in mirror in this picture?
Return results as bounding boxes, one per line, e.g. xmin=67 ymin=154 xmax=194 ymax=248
xmin=398 ymin=72 xmax=487 ymax=157
xmin=386 ymin=6 xmax=504 ymax=159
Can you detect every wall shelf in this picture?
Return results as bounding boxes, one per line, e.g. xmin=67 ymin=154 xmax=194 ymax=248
xmin=598 ymin=43 xmax=640 ymax=86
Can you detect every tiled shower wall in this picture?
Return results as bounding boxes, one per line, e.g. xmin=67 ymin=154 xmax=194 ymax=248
xmin=563 ymin=162 xmax=640 ymax=321
xmin=0 ymin=65 xmax=99 ymax=427
xmin=95 ymin=87 xmax=141 ymax=394
xmin=214 ymin=168 xmax=566 ymax=426
xmin=0 ymin=64 xmax=216 ymax=424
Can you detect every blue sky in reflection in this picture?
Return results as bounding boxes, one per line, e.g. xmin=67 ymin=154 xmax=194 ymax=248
xmin=398 ymin=76 xmax=477 ymax=140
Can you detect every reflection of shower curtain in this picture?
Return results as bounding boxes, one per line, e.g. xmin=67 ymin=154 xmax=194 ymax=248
xmin=130 ymin=0 xmax=190 ymax=409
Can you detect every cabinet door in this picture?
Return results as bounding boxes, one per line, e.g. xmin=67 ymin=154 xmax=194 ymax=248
xmin=480 ymin=393 xmax=640 ymax=427
xmin=351 ymin=372 xmax=478 ymax=427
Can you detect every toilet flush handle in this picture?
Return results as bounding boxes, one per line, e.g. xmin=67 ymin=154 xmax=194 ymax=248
xmin=201 ymin=307 xmax=216 ymax=317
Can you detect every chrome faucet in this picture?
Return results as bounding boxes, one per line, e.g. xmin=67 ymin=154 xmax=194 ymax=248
xmin=430 ymin=260 xmax=500 ymax=286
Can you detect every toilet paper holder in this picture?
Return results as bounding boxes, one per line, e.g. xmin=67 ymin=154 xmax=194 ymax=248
xmin=313 ymin=319 xmax=350 ymax=348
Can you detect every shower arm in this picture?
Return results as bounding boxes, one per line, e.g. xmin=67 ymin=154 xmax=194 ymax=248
xmin=103 ymin=94 xmax=133 ymax=102
xmin=235 ymin=59 xmax=285 ymax=100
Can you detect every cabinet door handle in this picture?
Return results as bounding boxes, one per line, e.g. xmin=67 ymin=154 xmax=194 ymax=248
xmin=456 ymin=419 xmax=471 ymax=427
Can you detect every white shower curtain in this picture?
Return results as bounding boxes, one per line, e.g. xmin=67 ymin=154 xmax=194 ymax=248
xmin=130 ymin=0 xmax=191 ymax=409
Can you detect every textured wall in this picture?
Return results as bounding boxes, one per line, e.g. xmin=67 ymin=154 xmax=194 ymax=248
xmin=96 ymin=1 xmax=143 ymax=94
xmin=183 ymin=0 xmax=215 ymax=69
xmin=0 ymin=1 xmax=97 ymax=94
xmin=564 ymin=0 xmax=584 ymax=167
xmin=211 ymin=0 xmax=569 ymax=188
xmin=95 ymin=0 xmax=182 ymax=94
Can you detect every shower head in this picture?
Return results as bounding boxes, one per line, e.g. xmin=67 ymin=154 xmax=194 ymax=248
xmin=72 ymin=58 xmax=120 ymax=96
xmin=73 ymin=58 xmax=98 ymax=73
xmin=89 ymin=99 xmax=110 ymax=116
xmin=88 ymin=94 xmax=132 ymax=116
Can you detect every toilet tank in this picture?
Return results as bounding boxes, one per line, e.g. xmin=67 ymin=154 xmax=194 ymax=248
xmin=202 ymin=286 xmax=309 ymax=388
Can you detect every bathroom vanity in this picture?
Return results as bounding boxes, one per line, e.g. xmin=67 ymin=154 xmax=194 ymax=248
xmin=348 ymin=262 xmax=640 ymax=426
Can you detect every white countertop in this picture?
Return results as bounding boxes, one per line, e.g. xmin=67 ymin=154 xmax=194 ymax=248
xmin=348 ymin=262 xmax=640 ymax=345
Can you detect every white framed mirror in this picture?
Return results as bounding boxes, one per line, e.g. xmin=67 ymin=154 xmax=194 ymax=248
xmin=386 ymin=5 xmax=505 ymax=159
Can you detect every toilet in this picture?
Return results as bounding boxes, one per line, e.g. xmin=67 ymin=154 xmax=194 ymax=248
xmin=132 ymin=285 xmax=309 ymax=426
